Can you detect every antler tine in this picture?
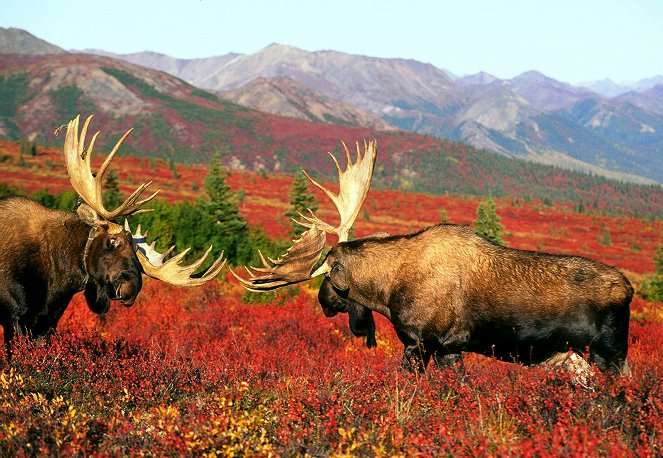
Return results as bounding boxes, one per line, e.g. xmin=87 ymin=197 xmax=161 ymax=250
xmin=64 ymin=114 xmax=159 ymax=221
xmin=299 ymin=139 xmax=377 ymax=242
xmin=233 ymin=139 xmax=376 ymax=293
xmin=138 ymin=247 xmax=226 ymax=287
xmin=229 ymin=225 xmax=327 ymax=291
xmin=125 ymin=220 xmax=225 ymax=286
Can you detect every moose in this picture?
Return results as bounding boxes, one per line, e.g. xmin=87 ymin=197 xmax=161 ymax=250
xmin=0 ymin=115 xmax=225 ymax=358
xmin=233 ymin=140 xmax=633 ymax=377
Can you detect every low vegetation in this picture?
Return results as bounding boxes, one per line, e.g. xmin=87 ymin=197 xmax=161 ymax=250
xmin=0 ymin=137 xmax=661 ymax=454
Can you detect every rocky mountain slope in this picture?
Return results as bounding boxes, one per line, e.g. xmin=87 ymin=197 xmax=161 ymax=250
xmin=79 ymin=43 xmax=663 ymax=184
xmin=0 ymin=27 xmax=65 ymax=55
xmin=218 ymin=75 xmax=394 ymax=130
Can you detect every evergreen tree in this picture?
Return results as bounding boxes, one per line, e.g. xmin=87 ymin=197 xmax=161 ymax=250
xmin=168 ymin=158 xmax=180 ymax=179
xmin=103 ymin=169 xmax=123 ymax=210
xmin=597 ymin=222 xmax=612 ymax=246
xmin=285 ymin=171 xmax=318 ymax=239
xmin=474 ymin=198 xmax=506 ymax=246
xmin=203 ymin=153 xmax=249 ymax=264
xmin=439 ymin=207 xmax=449 ymax=224
xmin=643 ymin=236 xmax=663 ymax=302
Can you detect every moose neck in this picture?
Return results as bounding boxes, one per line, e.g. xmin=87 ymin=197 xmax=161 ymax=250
xmin=53 ymin=211 xmax=94 ymax=292
xmin=340 ymin=243 xmax=403 ymax=320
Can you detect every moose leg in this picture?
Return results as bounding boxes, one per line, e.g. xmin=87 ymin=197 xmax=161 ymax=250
xmin=348 ymin=303 xmax=377 ymax=348
xmin=395 ymin=326 xmax=430 ymax=373
xmin=433 ymin=353 xmax=466 ymax=376
xmin=589 ymin=306 xmax=630 ymax=376
xmin=399 ymin=336 xmax=431 ymax=373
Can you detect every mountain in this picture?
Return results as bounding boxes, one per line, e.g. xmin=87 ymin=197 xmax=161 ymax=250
xmin=3 ymin=28 xmax=663 ymax=186
xmin=219 ymin=75 xmax=394 ymax=130
xmin=81 ymin=43 xmax=663 ymax=184
xmin=1 ymin=51 xmax=662 ymax=216
xmin=582 ymin=79 xmax=632 ymax=98
xmin=615 ymin=85 xmax=663 ymax=116
xmin=83 ymin=49 xmax=240 ymax=88
xmin=456 ymin=72 xmax=500 ymax=88
xmin=631 ymin=76 xmax=663 ymax=92
xmin=507 ymin=71 xmax=595 ymax=111
xmin=0 ymin=27 xmax=65 ymax=55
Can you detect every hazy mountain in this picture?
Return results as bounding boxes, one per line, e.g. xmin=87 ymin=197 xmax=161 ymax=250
xmin=0 ymin=27 xmax=65 ymax=55
xmin=82 ymin=49 xmax=240 ymax=87
xmin=631 ymin=76 xmax=663 ymax=92
xmin=456 ymin=72 xmax=500 ymax=88
xmin=582 ymin=79 xmax=632 ymax=98
xmin=616 ymin=85 xmax=663 ymax=116
xmin=219 ymin=75 xmax=394 ymax=130
xmin=507 ymin=71 xmax=596 ymax=111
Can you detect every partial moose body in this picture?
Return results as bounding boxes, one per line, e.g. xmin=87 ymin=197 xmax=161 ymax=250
xmin=0 ymin=115 xmax=224 ymax=359
xmin=318 ymin=224 xmax=633 ymax=374
xmin=234 ymin=140 xmax=632 ymax=377
xmin=0 ymin=197 xmax=142 ymax=346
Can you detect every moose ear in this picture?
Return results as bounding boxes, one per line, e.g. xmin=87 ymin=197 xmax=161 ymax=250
xmin=329 ymin=261 xmax=349 ymax=292
xmin=77 ymin=203 xmax=108 ymax=228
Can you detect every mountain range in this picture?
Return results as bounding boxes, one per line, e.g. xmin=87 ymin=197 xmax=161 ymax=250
xmin=1 ymin=27 xmax=663 ymax=217
xmin=79 ymin=41 xmax=663 ymax=185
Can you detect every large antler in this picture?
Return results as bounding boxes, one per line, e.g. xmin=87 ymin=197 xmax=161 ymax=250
xmin=298 ymin=140 xmax=377 ymax=243
xmin=126 ymin=221 xmax=226 ymax=287
xmin=232 ymin=139 xmax=377 ymax=291
xmin=231 ymin=224 xmax=326 ymax=291
xmin=64 ymin=115 xmax=158 ymax=220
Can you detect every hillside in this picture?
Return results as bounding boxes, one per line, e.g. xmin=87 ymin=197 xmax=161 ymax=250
xmin=1 ymin=52 xmax=663 ymax=216
xmin=0 ymin=27 xmax=65 ymax=55
xmin=219 ymin=75 xmax=394 ymax=130
xmin=87 ymin=43 xmax=663 ymax=185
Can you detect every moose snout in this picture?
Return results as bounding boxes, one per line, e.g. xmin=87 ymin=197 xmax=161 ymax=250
xmin=107 ymin=270 xmax=142 ymax=307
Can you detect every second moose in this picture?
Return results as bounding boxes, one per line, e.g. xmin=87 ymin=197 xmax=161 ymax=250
xmin=233 ymin=140 xmax=633 ymax=377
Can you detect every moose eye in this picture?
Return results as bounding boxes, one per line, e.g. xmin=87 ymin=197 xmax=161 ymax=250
xmin=107 ymin=237 xmax=122 ymax=249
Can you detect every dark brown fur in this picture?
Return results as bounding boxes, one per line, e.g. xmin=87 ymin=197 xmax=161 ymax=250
xmin=0 ymin=197 xmax=142 ymax=357
xmin=318 ymin=224 xmax=633 ymax=374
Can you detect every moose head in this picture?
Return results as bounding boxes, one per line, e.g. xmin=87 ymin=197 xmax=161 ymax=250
xmin=64 ymin=115 xmax=226 ymax=314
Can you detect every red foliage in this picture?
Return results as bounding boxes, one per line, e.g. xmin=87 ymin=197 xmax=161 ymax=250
xmin=1 ymin=282 xmax=661 ymax=455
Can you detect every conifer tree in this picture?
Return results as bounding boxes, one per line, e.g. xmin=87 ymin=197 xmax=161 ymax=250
xmin=644 ymin=236 xmax=663 ymax=301
xmin=203 ymin=153 xmax=249 ymax=263
xmin=474 ymin=197 xmax=506 ymax=246
xmin=285 ymin=171 xmax=318 ymax=239
xmin=103 ymin=169 xmax=123 ymax=210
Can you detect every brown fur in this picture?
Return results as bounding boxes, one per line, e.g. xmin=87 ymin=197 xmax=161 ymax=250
xmin=0 ymin=197 xmax=142 ymax=358
xmin=318 ymin=224 xmax=633 ymax=374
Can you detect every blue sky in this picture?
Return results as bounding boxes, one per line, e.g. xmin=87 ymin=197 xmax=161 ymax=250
xmin=1 ymin=0 xmax=661 ymax=84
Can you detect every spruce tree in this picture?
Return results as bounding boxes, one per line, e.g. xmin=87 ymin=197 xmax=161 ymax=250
xmin=285 ymin=171 xmax=318 ymax=239
xmin=644 ymin=236 xmax=663 ymax=301
xmin=203 ymin=153 xmax=249 ymax=263
xmin=103 ymin=169 xmax=123 ymax=210
xmin=474 ymin=198 xmax=506 ymax=246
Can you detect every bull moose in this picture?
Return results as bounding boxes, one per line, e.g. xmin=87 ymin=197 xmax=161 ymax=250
xmin=233 ymin=140 xmax=633 ymax=377
xmin=0 ymin=115 xmax=225 ymax=358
